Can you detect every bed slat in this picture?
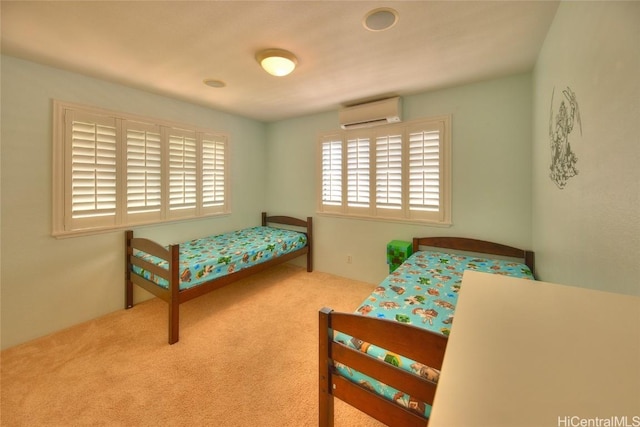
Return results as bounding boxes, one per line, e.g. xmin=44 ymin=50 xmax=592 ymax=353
xmin=331 ymin=342 xmax=438 ymax=404
xmin=129 ymin=256 xmax=170 ymax=281
xmin=329 ymin=311 xmax=447 ymax=369
xmin=130 ymin=273 xmax=171 ymax=302
xmin=331 ymin=375 xmax=431 ymax=427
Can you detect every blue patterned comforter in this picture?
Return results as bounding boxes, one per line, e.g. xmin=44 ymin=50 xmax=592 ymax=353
xmin=334 ymin=250 xmax=534 ymax=417
xmin=132 ymin=226 xmax=307 ymax=290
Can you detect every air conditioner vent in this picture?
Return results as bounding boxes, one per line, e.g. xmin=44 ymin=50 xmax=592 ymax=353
xmin=339 ymin=97 xmax=402 ymax=130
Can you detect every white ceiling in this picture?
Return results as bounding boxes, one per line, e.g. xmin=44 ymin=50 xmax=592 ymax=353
xmin=1 ymin=0 xmax=559 ymax=122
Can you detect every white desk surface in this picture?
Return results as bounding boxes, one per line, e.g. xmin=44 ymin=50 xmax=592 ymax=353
xmin=429 ymin=270 xmax=640 ymax=427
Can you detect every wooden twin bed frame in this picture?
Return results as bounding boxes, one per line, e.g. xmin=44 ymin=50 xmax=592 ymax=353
xmin=319 ymin=236 xmax=535 ymax=427
xmin=125 ymin=212 xmax=312 ymax=344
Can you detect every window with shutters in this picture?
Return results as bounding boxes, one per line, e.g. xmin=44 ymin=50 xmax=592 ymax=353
xmin=66 ymin=111 xmax=118 ymax=231
xmin=316 ymin=116 xmax=451 ymax=225
xmin=201 ymin=134 xmax=227 ymax=210
xmin=320 ymin=136 xmax=343 ymax=212
xmin=53 ymin=101 xmax=230 ymax=237
xmin=125 ymin=121 xmax=162 ymax=222
xmin=168 ymin=130 xmax=198 ymax=217
xmin=347 ymin=135 xmax=370 ymax=211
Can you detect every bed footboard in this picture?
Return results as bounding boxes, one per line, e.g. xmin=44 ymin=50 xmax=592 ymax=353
xmin=319 ymin=307 xmax=447 ymax=427
xmin=125 ymin=230 xmax=181 ymax=343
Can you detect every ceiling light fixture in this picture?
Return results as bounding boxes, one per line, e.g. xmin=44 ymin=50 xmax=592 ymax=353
xmin=363 ymin=7 xmax=399 ymax=32
xmin=255 ymin=48 xmax=298 ymax=77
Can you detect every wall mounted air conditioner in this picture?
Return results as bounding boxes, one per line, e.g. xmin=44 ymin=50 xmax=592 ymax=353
xmin=339 ymin=97 xmax=402 ymax=130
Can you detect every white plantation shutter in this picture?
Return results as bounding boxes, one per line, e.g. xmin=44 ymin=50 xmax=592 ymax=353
xmin=316 ymin=115 xmax=450 ymax=225
xmin=375 ymin=134 xmax=402 ymax=211
xmin=201 ymin=133 xmax=227 ymax=212
xmin=125 ymin=122 xmax=162 ymax=221
xmin=321 ymin=138 xmax=342 ymax=208
xmin=168 ymin=129 xmax=197 ymax=216
xmin=409 ymin=129 xmax=440 ymax=212
xmin=53 ymin=101 xmax=231 ymax=236
xmin=66 ymin=111 xmax=118 ymax=230
xmin=347 ymin=136 xmax=370 ymax=209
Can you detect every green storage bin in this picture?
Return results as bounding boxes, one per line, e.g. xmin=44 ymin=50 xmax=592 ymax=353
xmin=387 ymin=240 xmax=412 ymax=273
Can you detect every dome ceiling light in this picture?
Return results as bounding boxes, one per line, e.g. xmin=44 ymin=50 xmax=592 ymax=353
xmin=255 ymin=48 xmax=298 ymax=77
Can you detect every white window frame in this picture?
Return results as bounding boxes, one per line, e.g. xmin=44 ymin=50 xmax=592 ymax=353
xmin=52 ymin=100 xmax=230 ymax=237
xmin=316 ymin=116 xmax=452 ymax=226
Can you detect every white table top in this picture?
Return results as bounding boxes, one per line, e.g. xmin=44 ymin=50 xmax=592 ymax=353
xmin=429 ymin=270 xmax=640 ymax=427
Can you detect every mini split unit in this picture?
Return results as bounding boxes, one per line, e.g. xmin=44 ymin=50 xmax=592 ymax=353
xmin=339 ymin=97 xmax=402 ymax=130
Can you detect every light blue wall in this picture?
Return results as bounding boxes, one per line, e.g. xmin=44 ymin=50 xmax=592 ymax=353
xmin=0 ymin=56 xmax=267 ymax=349
xmin=1 ymin=58 xmax=534 ymax=349
xmin=532 ymin=1 xmax=640 ymax=295
xmin=266 ymin=73 xmax=533 ymax=284
xmin=6 ymin=0 xmax=637 ymax=349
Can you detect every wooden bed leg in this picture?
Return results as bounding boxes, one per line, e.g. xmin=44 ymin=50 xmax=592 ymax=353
xmin=168 ymin=244 xmax=180 ymax=345
xmin=306 ymin=216 xmax=313 ymax=272
xmin=319 ymin=307 xmax=335 ymax=427
xmin=125 ymin=230 xmax=134 ymax=309
xmin=168 ymin=299 xmax=179 ymax=345
xmin=525 ymin=251 xmax=536 ymax=279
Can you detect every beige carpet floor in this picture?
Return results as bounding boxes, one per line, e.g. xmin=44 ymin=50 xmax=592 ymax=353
xmin=1 ymin=264 xmax=387 ymax=427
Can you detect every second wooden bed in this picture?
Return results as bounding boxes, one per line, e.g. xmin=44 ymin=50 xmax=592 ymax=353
xmin=126 ymin=212 xmax=312 ymax=344
xmin=319 ymin=237 xmax=535 ymax=427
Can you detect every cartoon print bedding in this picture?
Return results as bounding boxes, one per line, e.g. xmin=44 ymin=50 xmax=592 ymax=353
xmin=332 ymin=250 xmax=534 ymax=417
xmin=131 ymin=226 xmax=308 ymax=290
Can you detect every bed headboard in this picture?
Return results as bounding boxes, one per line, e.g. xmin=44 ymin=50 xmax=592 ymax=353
xmin=262 ymin=212 xmax=310 ymax=229
xmin=413 ymin=237 xmax=535 ymax=278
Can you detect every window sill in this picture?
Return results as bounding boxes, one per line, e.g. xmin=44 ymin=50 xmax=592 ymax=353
xmin=315 ymin=211 xmax=452 ymax=228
